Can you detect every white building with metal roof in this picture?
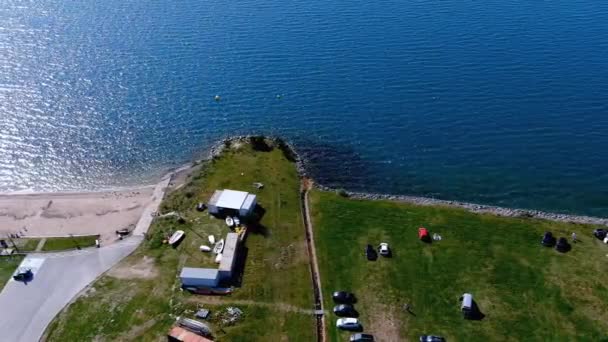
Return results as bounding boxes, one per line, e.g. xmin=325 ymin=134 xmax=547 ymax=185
xmin=207 ymin=189 xmax=257 ymax=217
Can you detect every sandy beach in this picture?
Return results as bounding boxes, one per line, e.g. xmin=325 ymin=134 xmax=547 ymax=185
xmin=0 ymin=187 xmax=156 ymax=244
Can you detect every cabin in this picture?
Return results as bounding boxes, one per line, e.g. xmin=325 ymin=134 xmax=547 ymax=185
xmin=180 ymin=268 xmax=219 ymax=288
xmin=219 ymin=233 xmax=239 ymax=281
xmin=207 ymin=189 xmax=257 ymax=217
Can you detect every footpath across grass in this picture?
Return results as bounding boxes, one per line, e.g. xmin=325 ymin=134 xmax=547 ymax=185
xmin=311 ymin=190 xmax=608 ymax=342
xmin=45 ymin=138 xmax=315 ymax=341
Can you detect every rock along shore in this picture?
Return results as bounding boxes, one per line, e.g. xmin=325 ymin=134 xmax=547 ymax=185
xmin=201 ymin=135 xmax=607 ymax=227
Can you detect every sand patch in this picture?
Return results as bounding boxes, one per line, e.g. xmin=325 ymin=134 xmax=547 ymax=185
xmin=108 ymin=255 xmax=159 ymax=280
xmin=0 ymin=187 xmax=154 ymax=242
xmin=366 ymin=303 xmax=402 ymax=342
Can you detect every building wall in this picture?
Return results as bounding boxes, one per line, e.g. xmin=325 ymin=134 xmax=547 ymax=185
xmin=180 ymin=276 xmax=219 ymax=288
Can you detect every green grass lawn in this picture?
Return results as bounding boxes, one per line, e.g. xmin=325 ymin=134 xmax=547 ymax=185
xmin=45 ymin=138 xmax=315 ymax=341
xmin=19 ymin=238 xmax=41 ymax=252
xmin=311 ymin=190 xmax=608 ymax=342
xmin=0 ymin=255 xmax=24 ymax=291
xmin=41 ymin=235 xmax=99 ymax=252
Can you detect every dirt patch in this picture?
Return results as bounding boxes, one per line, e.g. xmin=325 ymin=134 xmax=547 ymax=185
xmin=365 ymin=303 xmax=402 ymax=342
xmin=107 ymin=255 xmax=159 ymax=280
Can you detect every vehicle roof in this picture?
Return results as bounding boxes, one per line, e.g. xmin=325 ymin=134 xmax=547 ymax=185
xmin=340 ymin=317 xmax=358 ymax=323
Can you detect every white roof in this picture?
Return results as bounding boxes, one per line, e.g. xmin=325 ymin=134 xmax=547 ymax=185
xmin=219 ymin=233 xmax=239 ymax=272
xmin=180 ymin=267 xmax=219 ymax=280
xmin=215 ymin=190 xmax=249 ymax=210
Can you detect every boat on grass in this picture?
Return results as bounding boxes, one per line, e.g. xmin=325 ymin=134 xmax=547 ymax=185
xmin=199 ymin=245 xmax=211 ymax=252
xmin=225 ymin=216 xmax=234 ymax=227
xmin=215 ymin=253 xmax=223 ymax=263
xmin=169 ymin=230 xmax=185 ymax=246
xmin=213 ymin=238 xmax=225 ymax=254
xmin=208 ymin=235 xmax=215 ymax=244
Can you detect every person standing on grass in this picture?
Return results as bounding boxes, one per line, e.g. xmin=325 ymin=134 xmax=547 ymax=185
xmin=572 ymin=232 xmax=577 ymax=243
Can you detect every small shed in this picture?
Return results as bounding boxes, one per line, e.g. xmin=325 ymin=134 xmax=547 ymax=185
xmin=207 ymin=189 xmax=257 ymax=217
xmin=180 ymin=268 xmax=219 ymax=288
xmin=460 ymin=293 xmax=474 ymax=319
xmin=219 ymin=233 xmax=239 ymax=280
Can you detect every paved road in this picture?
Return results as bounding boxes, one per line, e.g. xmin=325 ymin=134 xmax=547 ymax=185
xmin=0 ymin=177 xmax=171 ymax=341
xmin=0 ymin=237 xmax=142 ymax=342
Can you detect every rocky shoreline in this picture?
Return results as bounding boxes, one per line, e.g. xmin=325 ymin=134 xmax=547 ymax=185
xmin=201 ymin=135 xmax=607 ymax=227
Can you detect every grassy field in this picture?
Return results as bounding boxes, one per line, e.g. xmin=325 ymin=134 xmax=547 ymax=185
xmin=20 ymin=238 xmax=41 ymax=252
xmin=41 ymin=236 xmax=99 ymax=252
xmin=0 ymin=255 xmax=24 ymax=291
xmin=45 ymin=138 xmax=315 ymax=341
xmin=310 ymin=190 xmax=608 ymax=342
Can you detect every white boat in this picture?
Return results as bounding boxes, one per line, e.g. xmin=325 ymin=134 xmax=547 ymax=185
xmin=208 ymin=235 xmax=215 ymax=245
xmin=168 ymin=230 xmax=185 ymax=246
xmin=225 ymin=216 xmax=234 ymax=227
xmin=213 ymin=239 xmax=225 ymax=254
xmin=199 ymin=245 xmax=211 ymax=252
xmin=233 ymin=217 xmax=240 ymax=226
xmin=215 ymin=253 xmax=223 ymax=263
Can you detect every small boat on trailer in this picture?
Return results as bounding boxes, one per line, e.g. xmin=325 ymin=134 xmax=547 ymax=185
xmin=168 ymin=230 xmax=185 ymax=246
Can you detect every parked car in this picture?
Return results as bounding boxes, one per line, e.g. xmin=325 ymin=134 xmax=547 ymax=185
xmin=420 ymin=335 xmax=446 ymax=342
xmin=350 ymin=333 xmax=375 ymax=341
xmin=541 ymin=231 xmax=556 ymax=247
xmin=332 ymin=291 xmax=356 ymax=304
xmin=336 ymin=317 xmax=361 ymax=331
xmin=419 ymin=227 xmax=430 ymax=242
xmin=594 ymin=228 xmax=607 ymax=240
xmin=333 ymin=304 xmax=358 ymax=317
xmin=12 ymin=268 xmax=32 ymax=282
xmin=378 ymin=242 xmax=391 ymax=257
xmin=365 ymin=244 xmax=378 ymax=261
xmin=555 ymin=237 xmax=570 ymax=253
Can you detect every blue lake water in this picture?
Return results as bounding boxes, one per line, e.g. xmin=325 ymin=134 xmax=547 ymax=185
xmin=1 ymin=0 xmax=607 ymax=216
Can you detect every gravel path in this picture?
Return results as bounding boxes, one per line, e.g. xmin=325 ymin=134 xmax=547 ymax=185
xmin=301 ymin=179 xmax=327 ymax=342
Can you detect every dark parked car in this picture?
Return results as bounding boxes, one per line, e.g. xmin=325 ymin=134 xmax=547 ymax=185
xmin=365 ymin=244 xmax=378 ymax=261
xmin=555 ymin=237 xmax=570 ymax=253
xmin=594 ymin=229 xmax=607 ymax=240
xmin=420 ymin=335 xmax=446 ymax=342
xmin=541 ymin=231 xmax=556 ymax=247
xmin=332 ymin=291 xmax=356 ymax=304
xmin=333 ymin=304 xmax=358 ymax=317
xmin=13 ymin=268 xmax=32 ymax=282
xmin=350 ymin=333 xmax=374 ymax=342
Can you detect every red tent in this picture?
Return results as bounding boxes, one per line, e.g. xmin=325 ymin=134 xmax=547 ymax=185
xmin=418 ymin=227 xmax=429 ymax=240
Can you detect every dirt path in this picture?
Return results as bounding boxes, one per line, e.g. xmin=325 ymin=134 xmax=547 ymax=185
xmin=300 ymin=179 xmax=327 ymax=342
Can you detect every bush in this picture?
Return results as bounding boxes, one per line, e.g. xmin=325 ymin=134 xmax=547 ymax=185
xmin=336 ymin=189 xmax=349 ymax=198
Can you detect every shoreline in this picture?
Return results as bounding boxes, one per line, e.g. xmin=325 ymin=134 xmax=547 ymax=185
xmin=208 ymin=136 xmax=608 ymax=226
xmin=1 ymin=135 xmax=606 ymax=227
